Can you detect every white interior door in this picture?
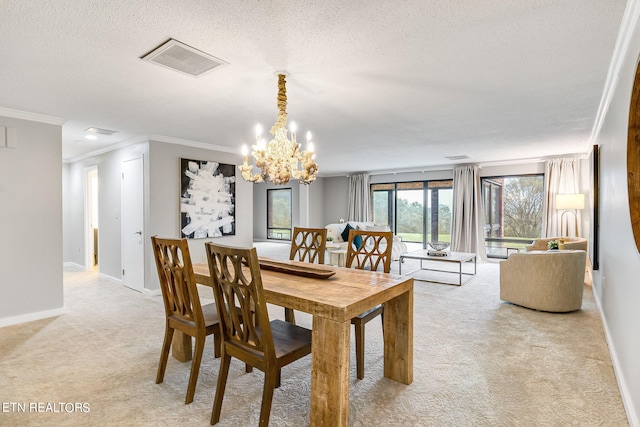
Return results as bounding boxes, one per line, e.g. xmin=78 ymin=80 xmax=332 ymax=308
xmin=122 ymin=157 xmax=144 ymax=292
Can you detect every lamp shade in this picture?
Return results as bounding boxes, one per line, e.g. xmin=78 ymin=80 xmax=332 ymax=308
xmin=556 ymin=193 xmax=585 ymax=210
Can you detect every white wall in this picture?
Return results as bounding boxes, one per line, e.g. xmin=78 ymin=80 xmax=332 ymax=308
xmin=308 ymin=177 xmax=325 ymax=227
xmin=146 ymin=140 xmax=253 ymax=291
xmin=323 ymin=176 xmax=350 ymax=225
xmin=591 ymin=6 xmax=640 ymax=422
xmin=0 ymin=116 xmax=63 ymax=325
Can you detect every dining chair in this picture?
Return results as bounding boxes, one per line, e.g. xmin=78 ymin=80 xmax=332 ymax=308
xmin=285 ymin=227 xmax=327 ymax=323
xmin=205 ymin=243 xmax=313 ymax=426
xmin=345 ymin=229 xmax=393 ymax=380
xmin=151 ymin=236 xmax=222 ymax=404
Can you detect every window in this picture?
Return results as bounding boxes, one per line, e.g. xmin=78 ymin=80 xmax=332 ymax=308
xmin=396 ymin=182 xmax=425 ymax=244
xmin=481 ymin=175 xmax=544 ymax=258
xmin=371 ymin=180 xmax=452 ymax=247
xmin=372 ymin=183 xmax=395 ymax=229
xmin=267 ymin=189 xmax=292 ymax=240
xmin=427 ymin=181 xmax=453 ymax=244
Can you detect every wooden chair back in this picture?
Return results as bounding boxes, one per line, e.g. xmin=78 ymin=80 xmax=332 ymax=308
xmin=205 ymin=243 xmax=276 ymax=365
xmin=152 ymin=236 xmax=224 ymax=404
xmin=345 ymin=230 xmax=393 ymax=273
xmin=289 ymin=227 xmax=327 ymax=264
xmin=151 ymin=236 xmax=204 ymax=328
xmin=205 ymin=243 xmax=313 ymax=425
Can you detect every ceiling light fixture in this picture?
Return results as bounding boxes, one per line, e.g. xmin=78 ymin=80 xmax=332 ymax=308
xmin=239 ymin=73 xmax=318 ymax=185
xmin=84 ymin=134 xmax=98 ymax=140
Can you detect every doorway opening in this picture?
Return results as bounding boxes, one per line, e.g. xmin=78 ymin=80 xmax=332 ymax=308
xmin=85 ymin=166 xmax=99 ymax=271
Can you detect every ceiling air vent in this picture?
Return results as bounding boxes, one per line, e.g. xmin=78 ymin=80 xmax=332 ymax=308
xmin=84 ymin=127 xmax=118 ymax=136
xmin=445 ymin=155 xmax=470 ymax=161
xmin=141 ymin=39 xmax=227 ymax=78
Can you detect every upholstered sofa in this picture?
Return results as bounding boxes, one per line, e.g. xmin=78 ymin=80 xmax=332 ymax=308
xmin=500 ymin=250 xmax=587 ymax=312
xmin=325 ymin=222 xmax=408 ymax=261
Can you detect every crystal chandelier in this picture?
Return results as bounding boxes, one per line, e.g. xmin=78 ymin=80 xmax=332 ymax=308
xmin=239 ymin=73 xmax=318 ymax=185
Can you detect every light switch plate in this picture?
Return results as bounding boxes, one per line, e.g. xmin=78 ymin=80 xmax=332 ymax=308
xmin=6 ymin=127 xmax=17 ymax=148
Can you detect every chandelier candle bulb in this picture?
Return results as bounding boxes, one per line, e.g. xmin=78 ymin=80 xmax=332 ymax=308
xmin=241 ymin=145 xmax=249 ymax=164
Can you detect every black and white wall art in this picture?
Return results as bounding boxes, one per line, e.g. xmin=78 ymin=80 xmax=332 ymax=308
xmin=180 ymin=158 xmax=236 ymax=239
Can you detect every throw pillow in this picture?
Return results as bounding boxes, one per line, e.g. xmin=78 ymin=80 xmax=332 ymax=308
xmin=340 ymin=223 xmax=354 ymax=242
xmin=353 ymin=234 xmax=363 ymax=250
xmin=341 ymin=223 xmax=363 ymax=249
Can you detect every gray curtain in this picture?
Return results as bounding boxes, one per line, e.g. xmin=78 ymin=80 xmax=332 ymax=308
xmin=451 ymin=165 xmax=487 ymax=260
xmin=347 ymin=173 xmax=370 ymax=222
xmin=544 ymin=158 xmax=582 ymax=237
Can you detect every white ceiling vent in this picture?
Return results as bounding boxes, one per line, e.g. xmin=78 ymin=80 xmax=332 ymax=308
xmin=141 ymin=39 xmax=227 ymax=78
xmin=84 ymin=127 xmax=118 ymax=136
xmin=445 ymin=155 xmax=470 ymax=160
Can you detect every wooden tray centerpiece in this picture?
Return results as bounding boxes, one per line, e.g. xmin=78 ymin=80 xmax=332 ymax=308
xmin=255 ymin=257 xmax=336 ymax=279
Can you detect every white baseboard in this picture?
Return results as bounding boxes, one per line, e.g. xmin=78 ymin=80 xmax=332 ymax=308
xmin=0 ymin=307 xmax=65 ymax=328
xmin=143 ymin=288 xmax=161 ymax=296
xmin=98 ymin=272 xmax=123 ymax=285
xmin=592 ymin=287 xmax=639 ymax=427
xmin=63 ymin=262 xmax=86 ymax=270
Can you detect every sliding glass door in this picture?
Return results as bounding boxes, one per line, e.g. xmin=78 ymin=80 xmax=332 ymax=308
xmin=371 ymin=180 xmax=453 ymax=247
xmin=397 ymin=182 xmax=424 ymax=244
xmin=427 ymin=181 xmax=453 ymax=244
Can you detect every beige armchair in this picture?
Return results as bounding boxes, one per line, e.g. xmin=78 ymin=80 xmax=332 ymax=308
xmin=525 ymin=237 xmax=587 ymax=251
xmin=500 ymin=250 xmax=587 ymax=312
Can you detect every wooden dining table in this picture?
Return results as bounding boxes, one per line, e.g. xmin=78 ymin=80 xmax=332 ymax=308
xmin=183 ymin=259 xmax=413 ymax=426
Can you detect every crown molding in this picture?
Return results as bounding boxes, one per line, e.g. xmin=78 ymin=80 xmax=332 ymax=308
xmin=64 ymin=133 xmax=240 ymax=164
xmin=0 ymin=106 xmax=67 ymax=126
xmin=320 ymin=152 xmax=588 ymax=178
xmin=148 ymin=134 xmax=237 ymax=154
xmin=63 ymin=135 xmax=149 ymax=163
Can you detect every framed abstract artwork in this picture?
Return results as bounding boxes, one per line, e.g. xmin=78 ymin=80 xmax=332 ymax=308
xmin=180 ymin=158 xmax=236 ymax=239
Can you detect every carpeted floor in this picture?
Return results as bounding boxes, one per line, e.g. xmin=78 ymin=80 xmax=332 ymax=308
xmin=0 ymin=242 xmax=628 ymax=426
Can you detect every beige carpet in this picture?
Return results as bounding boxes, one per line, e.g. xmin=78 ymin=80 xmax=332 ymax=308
xmin=0 ymin=242 xmax=628 ymax=426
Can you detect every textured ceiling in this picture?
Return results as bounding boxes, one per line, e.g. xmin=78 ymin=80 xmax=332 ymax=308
xmin=0 ymin=1 xmax=627 ymax=176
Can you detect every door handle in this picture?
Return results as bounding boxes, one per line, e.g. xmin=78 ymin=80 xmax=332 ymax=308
xmin=134 ymin=231 xmax=142 ymax=235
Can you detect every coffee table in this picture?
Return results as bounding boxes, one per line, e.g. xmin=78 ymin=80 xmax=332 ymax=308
xmin=399 ymin=249 xmax=477 ymax=286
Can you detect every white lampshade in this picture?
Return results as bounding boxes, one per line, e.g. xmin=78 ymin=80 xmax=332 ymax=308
xmin=556 ymin=193 xmax=585 ymax=210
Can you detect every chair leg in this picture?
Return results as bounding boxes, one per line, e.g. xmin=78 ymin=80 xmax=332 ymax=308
xmin=211 ymin=353 xmax=231 ymax=425
xmin=156 ymin=325 xmax=174 ymax=384
xmin=186 ymin=335 xmax=205 ymax=404
xmin=355 ymin=321 xmax=365 ymax=380
xmin=275 ymin=369 xmax=281 ymax=388
xmin=213 ymin=331 xmax=221 ymax=358
xmin=284 ymin=307 xmax=296 ymax=324
xmin=259 ymin=369 xmax=277 ymax=426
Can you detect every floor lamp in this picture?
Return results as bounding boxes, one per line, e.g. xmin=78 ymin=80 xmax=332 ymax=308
xmin=556 ymin=193 xmax=585 ymax=237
